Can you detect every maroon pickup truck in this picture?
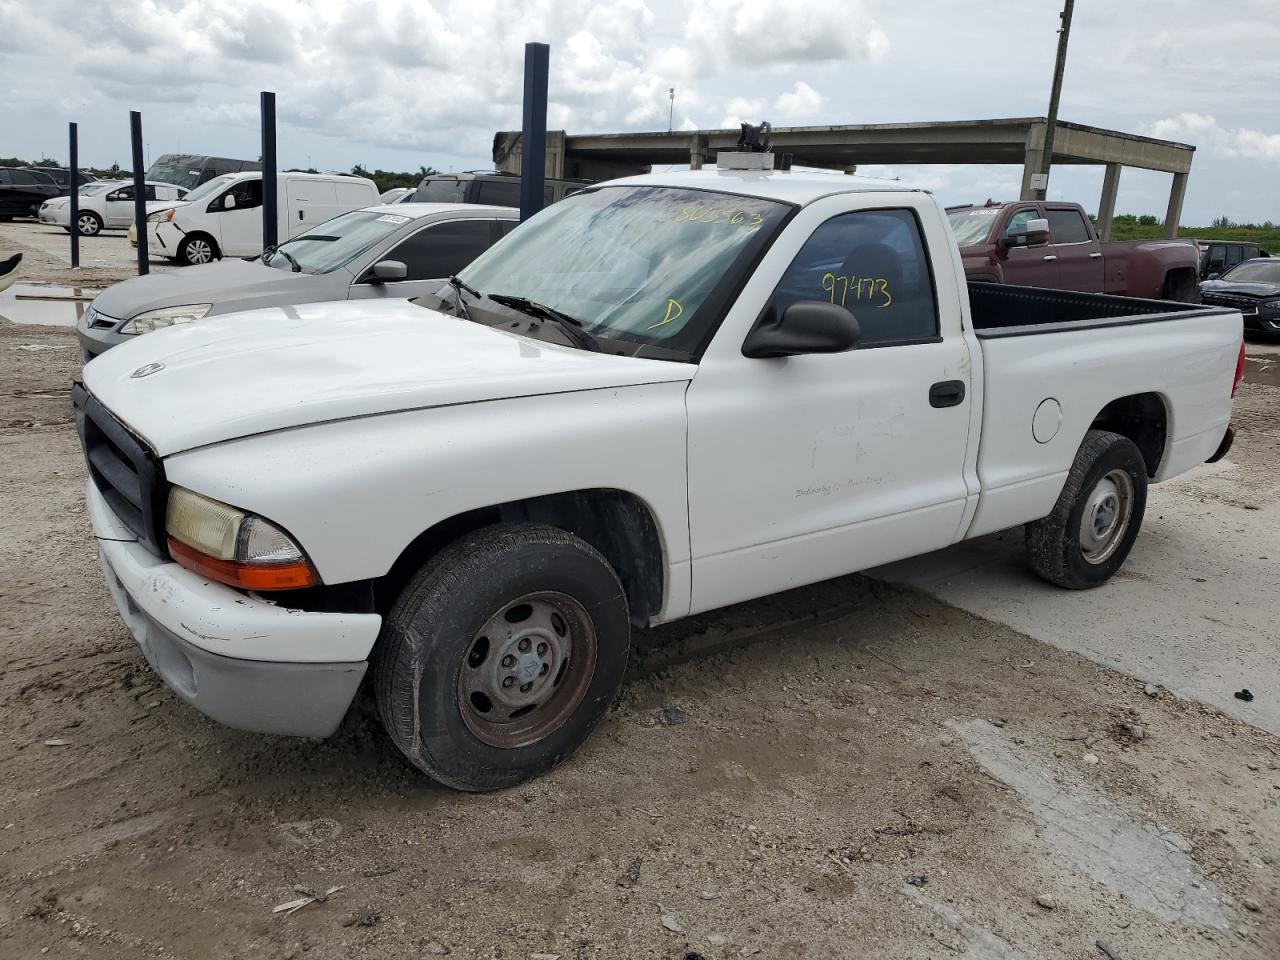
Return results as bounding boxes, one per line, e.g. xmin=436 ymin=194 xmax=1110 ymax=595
xmin=947 ymin=201 xmax=1200 ymax=302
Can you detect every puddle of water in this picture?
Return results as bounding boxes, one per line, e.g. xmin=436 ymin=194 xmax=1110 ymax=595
xmin=949 ymin=718 xmax=1230 ymax=931
xmin=0 ymin=284 xmax=101 ymax=328
xmin=903 ymin=885 xmax=1032 ymax=960
xmin=1245 ymin=355 xmax=1279 ymax=388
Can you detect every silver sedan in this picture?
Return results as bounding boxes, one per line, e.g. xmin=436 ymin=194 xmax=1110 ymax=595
xmin=78 ymin=202 xmax=517 ymax=361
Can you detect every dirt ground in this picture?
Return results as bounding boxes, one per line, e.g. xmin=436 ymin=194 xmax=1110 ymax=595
xmin=0 ymin=218 xmax=172 ymax=289
xmin=1 ymin=236 xmax=1278 ymax=959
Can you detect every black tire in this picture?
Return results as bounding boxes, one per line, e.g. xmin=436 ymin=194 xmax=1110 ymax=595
xmin=1025 ymin=429 xmax=1148 ymax=589
xmin=75 ymin=211 xmax=103 ymax=237
xmin=373 ymin=523 xmax=630 ymax=791
xmin=177 ymin=233 xmax=218 ymax=266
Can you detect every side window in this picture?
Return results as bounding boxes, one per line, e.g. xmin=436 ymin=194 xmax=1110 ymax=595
xmin=0 ymin=170 xmax=11 ymax=184
xmin=10 ymin=170 xmax=36 ymax=185
xmin=497 ymin=219 xmax=519 ymax=238
xmin=212 ymin=180 xmax=262 ymax=212
xmin=475 ymin=179 xmax=521 ymax=207
xmin=1045 ymin=208 xmax=1090 ymax=244
xmin=1004 ymin=208 xmax=1038 ymax=239
xmin=1207 ymin=244 xmax=1227 ymax=273
xmin=767 ymin=208 xmax=938 ymax=346
xmin=384 ymin=220 xmax=494 ymax=280
xmin=1225 ymin=245 xmax=1246 ymax=268
xmin=142 ymin=186 xmax=157 ymax=201
xmin=113 ymin=186 xmax=135 ymax=201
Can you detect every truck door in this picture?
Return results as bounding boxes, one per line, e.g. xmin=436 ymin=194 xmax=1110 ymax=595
xmin=684 ymin=202 xmax=974 ymax=615
xmin=1044 ymin=206 xmax=1104 ymax=291
xmin=997 ymin=205 xmax=1060 ymax=288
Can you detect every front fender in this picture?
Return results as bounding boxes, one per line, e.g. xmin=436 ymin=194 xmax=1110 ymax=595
xmin=163 ymin=382 xmax=692 ymax=596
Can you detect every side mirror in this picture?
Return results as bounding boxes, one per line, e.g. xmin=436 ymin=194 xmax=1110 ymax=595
xmin=742 ymin=301 xmax=861 ymax=359
xmin=1023 ymin=217 xmax=1050 ymax=247
xmin=223 ymin=194 xmax=236 ymax=210
xmin=369 ymin=260 xmax=408 ymax=283
xmin=1207 ymin=272 xmax=1221 ymax=281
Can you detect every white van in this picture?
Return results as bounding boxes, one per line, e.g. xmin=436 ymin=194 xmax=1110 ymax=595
xmin=149 ymin=171 xmax=379 ymax=266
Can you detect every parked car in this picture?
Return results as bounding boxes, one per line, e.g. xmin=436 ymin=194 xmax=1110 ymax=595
xmin=39 ymin=180 xmax=189 ymax=236
xmin=1196 ymin=240 xmax=1270 ymax=279
xmin=1199 ymin=257 xmax=1280 ymax=337
xmin=408 ymin=171 xmax=591 ymax=207
xmin=378 ymin=187 xmax=413 ymax=204
xmin=31 ymin=166 xmax=97 ymax=192
xmin=947 ymin=201 xmax=1201 ymax=301
xmin=0 ymin=167 xmax=60 ymax=219
xmin=146 ymin=153 xmax=261 ymax=190
xmin=72 ymin=169 xmax=1242 ymax=790
xmin=147 ymin=171 xmax=379 ymax=265
xmin=79 ymin=202 xmax=517 ymax=359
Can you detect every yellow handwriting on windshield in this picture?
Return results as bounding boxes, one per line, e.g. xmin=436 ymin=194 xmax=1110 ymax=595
xmin=821 ymin=272 xmax=893 ymax=307
xmin=648 ymin=298 xmax=684 ymax=331
xmin=666 ymin=205 xmax=765 ymax=228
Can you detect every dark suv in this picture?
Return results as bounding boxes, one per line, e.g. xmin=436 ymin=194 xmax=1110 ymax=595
xmin=0 ymin=167 xmax=60 ymax=219
xmin=31 ymin=166 xmax=97 ymax=193
xmin=408 ymin=171 xmax=591 ymax=207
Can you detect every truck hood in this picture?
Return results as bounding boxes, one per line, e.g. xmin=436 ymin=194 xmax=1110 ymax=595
xmin=89 ymin=258 xmax=326 ymax=321
xmin=81 ymin=298 xmax=696 ymax=456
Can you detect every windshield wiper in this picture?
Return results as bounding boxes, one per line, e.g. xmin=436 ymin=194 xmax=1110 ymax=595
xmin=445 ymin=275 xmax=477 ymax=320
xmin=276 ymin=248 xmax=302 ymax=273
xmin=486 ymin=294 xmax=602 ymax=352
xmin=451 ymin=274 xmax=481 ymax=299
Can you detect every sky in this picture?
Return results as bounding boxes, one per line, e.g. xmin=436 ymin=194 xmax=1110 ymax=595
xmin=1 ymin=0 xmax=1277 ymax=225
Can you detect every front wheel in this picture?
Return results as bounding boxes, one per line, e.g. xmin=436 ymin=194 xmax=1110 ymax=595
xmin=373 ymin=523 xmax=630 ymax=791
xmin=75 ymin=211 xmax=103 ymax=237
xmin=177 ymin=234 xmax=217 ymax=266
xmin=1025 ymin=430 xmax=1148 ymax=589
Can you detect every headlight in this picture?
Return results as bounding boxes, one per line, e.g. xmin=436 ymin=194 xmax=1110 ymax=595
xmin=1266 ymin=299 xmax=1280 ymax=309
xmin=119 ymin=303 xmax=211 ymax=335
xmin=165 ymin=487 xmax=318 ymax=591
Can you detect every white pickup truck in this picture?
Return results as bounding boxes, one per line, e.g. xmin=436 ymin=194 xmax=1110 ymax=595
xmin=74 ymin=169 xmax=1244 ymax=791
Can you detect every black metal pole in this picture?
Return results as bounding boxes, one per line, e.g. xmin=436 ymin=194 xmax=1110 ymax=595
xmin=129 ymin=111 xmax=149 ymax=275
xmin=519 ymin=42 xmax=549 ymax=222
xmin=260 ymin=91 xmax=278 ymax=251
xmin=68 ymin=122 xmax=79 ymax=269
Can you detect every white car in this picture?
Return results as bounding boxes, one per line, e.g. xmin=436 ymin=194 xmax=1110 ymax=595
xmin=147 ymin=171 xmax=379 ymax=266
xmin=74 ymin=168 xmax=1243 ymax=791
xmin=39 ymin=180 xmax=189 ymax=236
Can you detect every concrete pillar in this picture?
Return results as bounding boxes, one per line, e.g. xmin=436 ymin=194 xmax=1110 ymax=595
xmin=1164 ymin=171 xmax=1188 ymax=238
xmin=1096 ymin=162 xmax=1121 ymax=240
xmin=689 ymin=134 xmax=708 ymax=170
xmin=1021 ymin=121 xmax=1046 ymax=200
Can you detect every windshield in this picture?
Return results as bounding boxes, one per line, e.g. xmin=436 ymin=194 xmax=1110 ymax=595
xmin=146 ymin=161 xmax=203 ymax=189
xmin=456 ymin=185 xmax=790 ymax=355
xmin=1221 ymin=260 xmax=1280 ymax=283
xmin=412 ymin=178 xmax=467 ymax=203
xmin=946 ymin=207 xmax=1002 ymax=245
xmin=80 ymin=182 xmax=119 ymax=197
xmin=182 ymin=174 xmax=237 ymax=205
xmin=263 ymin=210 xmax=415 ymax=274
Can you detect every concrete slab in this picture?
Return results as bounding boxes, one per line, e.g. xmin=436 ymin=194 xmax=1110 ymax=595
xmin=870 ymin=460 xmax=1280 ymax=735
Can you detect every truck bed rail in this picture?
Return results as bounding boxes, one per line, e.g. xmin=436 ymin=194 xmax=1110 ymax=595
xmin=969 ymin=282 xmax=1232 ymax=339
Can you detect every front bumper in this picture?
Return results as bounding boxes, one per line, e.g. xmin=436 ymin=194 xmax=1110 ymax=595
xmin=77 ymin=306 xmax=127 ymax=363
xmin=88 ymin=480 xmax=382 ymax=737
xmin=1242 ymin=311 xmax=1280 ymax=335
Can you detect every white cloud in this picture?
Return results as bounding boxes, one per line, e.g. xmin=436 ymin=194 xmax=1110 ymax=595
xmin=685 ymin=0 xmax=888 ymax=74
xmin=1147 ymin=113 xmax=1280 ymax=164
xmin=774 ymin=81 xmax=824 ymax=119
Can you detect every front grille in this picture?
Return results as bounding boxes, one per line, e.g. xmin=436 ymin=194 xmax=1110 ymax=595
xmin=1202 ymin=293 xmax=1263 ymax=311
xmin=72 ymin=382 xmax=169 ymax=556
xmin=85 ymin=306 xmax=118 ymax=329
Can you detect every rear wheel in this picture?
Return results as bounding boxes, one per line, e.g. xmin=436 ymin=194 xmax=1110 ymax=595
xmin=373 ymin=523 xmax=630 ymax=791
xmin=1025 ymin=430 xmax=1148 ymax=589
xmin=178 ymin=234 xmax=218 ymax=266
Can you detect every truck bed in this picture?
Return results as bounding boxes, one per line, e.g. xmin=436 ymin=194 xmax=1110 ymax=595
xmin=968 ymin=282 xmax=1230 ymax=338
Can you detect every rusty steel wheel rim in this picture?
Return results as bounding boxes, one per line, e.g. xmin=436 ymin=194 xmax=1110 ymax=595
xmin=1079 ymin=468 xmax=1134 ymax=565
xmin=457 ymin=591 xmax=597 ymax=749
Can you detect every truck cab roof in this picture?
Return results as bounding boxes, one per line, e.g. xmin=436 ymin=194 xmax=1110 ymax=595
xmin=602 ymin=169 xmax=929 ymax=205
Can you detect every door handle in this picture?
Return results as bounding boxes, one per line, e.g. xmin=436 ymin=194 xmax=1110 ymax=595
xmin=929 ymin=380 xmax=966 ymax=408
xmin=1089 ymin=252 xmax=1102 ymax=258
xmin=1043 ymin=254 xmax=1058 ymax=261
xmin=298 ymin=210 xmax=304 ymax=220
